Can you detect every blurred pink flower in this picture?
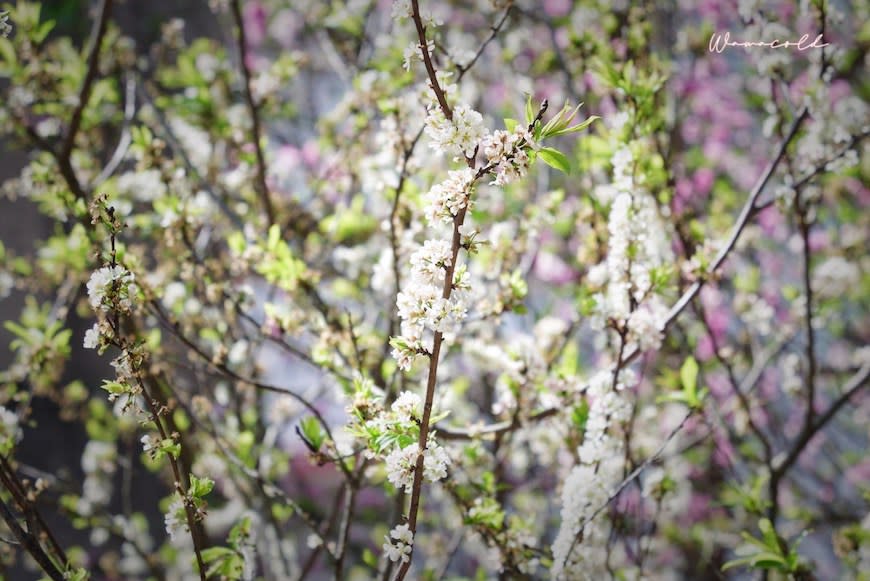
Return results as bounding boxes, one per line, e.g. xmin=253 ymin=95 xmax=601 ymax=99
xmin=533 ymin=251 xmax=576 ymax=285
xmin=543 ymin=0 xmax=571 ymax=18
xmin=244 ymin=1 xmax=268 ymax=48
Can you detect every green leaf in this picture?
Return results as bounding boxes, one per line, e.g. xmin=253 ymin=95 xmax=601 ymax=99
xmin=299 ymin=416 xmax=325 ymax=451
xmin=550 ymin=115 xmax=600 ymax=137
xmin=362 ymin=549 xmax=378 ymax=568
xmin=189 ymin=474 xmax=215 ymax=499
xmin=524 ymin=94 xmax=534 ymax=125
xmin=538 ymin=147 xmax=571 ymax=174
xmin=571 ymin=400 xmax=589 ymax=433
xmin=0 ymin=38 xmax=16 ymax=70
xmin=680 ymin=356 xmax=698 ymax=395
xmin=503 ymin=118 xmax=518 ymax=132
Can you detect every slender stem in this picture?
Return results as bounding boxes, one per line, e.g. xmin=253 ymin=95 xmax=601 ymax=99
xmin=0 ymin=496 xmax=65 ymax=581
xmin=798 ymin=212 xmax=817 ymax=427
xmin=230 ymin=0 xmax=276 ymax=225
xmin=135 ymin=375 xmax=208 ymax=580
xmin=769 ymin=362 xmax=870 ymax=519
xmin=411 ymin=0 xmax=453 ymax=121
xmin=0 ymin=456 xmax=69 ymax=568
xmin=692 ymin=300 xmax=773 ymax=464
xmin=455 ymin=5 xmax=512 ymax=79
xmin=148 ymin=299 xmax=356 ymax=483
xmin=663 ymin=107 xmax=808 ymax=326
xmin=392 ymin=206 xmax=467 ymax=580
xmin=60 ymin=0 xmax=113 ymax=167
xmin=334 ymin=483 xmax=358 ymax=581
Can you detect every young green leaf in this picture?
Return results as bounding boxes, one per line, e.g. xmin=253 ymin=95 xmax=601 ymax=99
xmin=538 ymin=147 xmax=571 ymax=174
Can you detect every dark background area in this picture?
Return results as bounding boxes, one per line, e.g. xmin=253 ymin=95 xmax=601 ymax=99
xmin=0 ymin=2 xmax=220 ymax=578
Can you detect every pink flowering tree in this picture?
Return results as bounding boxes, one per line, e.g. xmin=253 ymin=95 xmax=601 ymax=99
xmin=0 ymin=0 xmax=867 ymax=579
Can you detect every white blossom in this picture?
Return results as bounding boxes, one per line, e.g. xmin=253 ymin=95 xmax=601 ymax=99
xmin=0 ymin=406 xmax=21 ymax=444
xmin=385 ymin=443 xmax=419 ymax=491
xmin=424 ymin=104 xmax=485 ymax=159
xmin=812 ymin=256 xmax=860 ymax=299
xmin=164 ymin=496 xmax=188 ymax=541
xmin=391 ymin=391 xmax=422 ymax=422
xmin=423 ymin=168 xmax=476 ymax=224
xmin=117 ymin=170 xmax=167 ymax=202
xmin=83 ymin=323 xmax=100 ymax=350
xmin=87 ymin=266 xmax=136 ymax=312
xmin=383 ymin=523 xmax=414 ymax=563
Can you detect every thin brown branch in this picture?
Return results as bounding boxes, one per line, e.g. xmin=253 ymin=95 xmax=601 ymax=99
xmin=134 ymin=375 xmax=208 ymax=581
xmin=456 ymin=5 xmax=512 ymax=80
xmin=411 ymin=0 xmax=452 ymax=121
xmin=769 ymin=362 xmax=870 ymax=506
xmin=0 ymin=456 xmax=69 ymax=568
xmin=230 ymin=0 xmax=276 ymax=225
xmin=0 ymin=495 xmax=64 ymax=581
xmin=60 ymin=0 xmax=113 ymax=169
xmin=147 ymin=300 xmax=356 ymax=482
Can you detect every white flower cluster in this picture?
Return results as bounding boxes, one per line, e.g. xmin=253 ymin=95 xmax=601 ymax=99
xmin=589 ymin=146 xmax=671 ymax=350
xmin=390 ymin=0 xmax=412 ymax=20
xmin=169 ymin=117 xmax=212 ymax=174
xmin=117 ymin=169 xmax=167 ymax=203
xmin=552 ymin=369 xmax=633 ymax=579
xmin=424 ymin=104 xmax=486 ymax=159
xmin=382 ymin=523 xmax=414 ymax=563
xmin=0 ymin=269 xmax=12 ymax=299
xmin=78 ymin=441 xmax=117 ymax=517
xmin=164 ymin=495 xmax=188 ymax=542
xmin=391 ymin=192 xmax=474 ymax=369
xmin=83 ymin=323 xmax=100 ymax=349
xmin=385 ymin=440 xmax=451 ymax=491
xmin=357 ymin=390 xmax=451 ymax=491
xmin=481 ymin=127 xmax=536 ymax=186
xmin=812 ymin=255 xmax=860 ymax=299
xmin=625 ymin=299 xmax=670 ymax=351
xmin=87 ymin=265 xmax=137 ymax=313
xmin=423 ymin=167 xmax=476 ymax=224
xmin=795 ymin=81 xmax=867 ymax=176
xmin=0 ymin=406 xmax=21 ymax=445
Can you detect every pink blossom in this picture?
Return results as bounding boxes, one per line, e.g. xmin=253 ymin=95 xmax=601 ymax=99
xmin=533 ymin=251 xmax=576 ymax=285
xmin=243 ymin=1 xmax=268 ymax=48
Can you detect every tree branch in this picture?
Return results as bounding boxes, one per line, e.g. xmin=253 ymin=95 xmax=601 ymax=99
xmin=60 ymin=0 xmax=113 ymax=170
xmin=230 ymin=0 xmax=276 ymax=225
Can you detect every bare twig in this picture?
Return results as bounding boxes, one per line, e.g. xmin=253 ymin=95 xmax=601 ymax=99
xmin=769 ymin=362 xmax=870 ymax=510
xmin=93 ymin=72 xmax=136 ymax=186
xmin=456 ymin=5 xmax=512 ymax=79
xmin=0 ymin=495 xmax=65 ymax=581
xmin=411 ymin=0 xmax=453 ymax=121
xmin=61 ymin=0 xmax=114 ymax=168
xmin=230 ymin=0 xmax=276 ymax=225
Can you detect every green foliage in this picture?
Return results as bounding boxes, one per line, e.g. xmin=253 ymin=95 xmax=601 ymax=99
xmin=3 ymin=296 xmax=71 ymax=392
xmin=657 ymin=356 xmax=707 ymax=410
xmin=538 ymin=147 xmax=571 ymax=174
xmin=299 ymin=415 xmax=326 ymax=452
xmin=199 ymin=519 xmax=254 ymax=581
xmin=189 ymin=474 xmax=214 ymax=499
xmin=256 ymin=225 xmax=312 ymax=292
xmin=722 ymin=518 xmax=808 ymax=575
xmin=721 ymin=474 xmax=772 ymax=516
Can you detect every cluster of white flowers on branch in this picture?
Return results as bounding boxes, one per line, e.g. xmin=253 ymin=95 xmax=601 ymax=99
xmin=552 ymin=369 xmax=634 ymax=579
xmin=588 ymin=144 xmax=671 ymax=350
